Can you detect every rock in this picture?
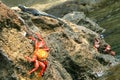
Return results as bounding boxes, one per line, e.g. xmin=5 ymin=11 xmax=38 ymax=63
xmin=62 ymin=11 xmax=85 ymax=24
xmin=0 ymin=2 xmax=23 ymax=30
xmin=0 ymin=2 xmax=119 ymax=80
xmin=43 ymin=0 xmax=104 ymax=18
xmin=98 ymin=64 xmax=120 ymax=80
xmin=44 ymin=55 xmax=72 ymax=80
xmin=0 ymin=50 xmax=17 ymax=80
xmin=62 ymin=11 xmax=105 ymax=34
xmin=95 ymin=54 xmax=119 ymax=66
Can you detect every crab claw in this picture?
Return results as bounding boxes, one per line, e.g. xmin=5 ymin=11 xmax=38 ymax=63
xmin=25 ymin=54 xmax=37 ymax=62
xmin=28 ymin=36 xmax=36 ymax=41
xmin=25 ymin=56 xmax=32 ymax=62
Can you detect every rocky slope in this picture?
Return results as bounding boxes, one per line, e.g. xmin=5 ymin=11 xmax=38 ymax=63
xmin=36 ymin=0 xmax=120 ymax=56
xmin=0 ymin=2 xmax=119 ymax=80
xmin=88 ymin=0 xmax=120 ymax=55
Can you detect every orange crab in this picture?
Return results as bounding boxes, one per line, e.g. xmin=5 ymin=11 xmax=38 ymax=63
xmin=93 ymin=38 xmax=100 ymax=50
xmin=103 ymin=44 xmax=111 ymax=52
xmin=25 ymin=33 xmax=49 ymax=76
xmin=103 ymin=44 xmax=115 ymax=56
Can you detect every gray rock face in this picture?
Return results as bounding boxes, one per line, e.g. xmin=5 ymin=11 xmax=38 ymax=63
xmin=0 ymin=50 xmax=16 ymax=80
xmin=95 ymin=54 xmax=119 ymax=66
xmin=62 ymin=11 xmax=105 ymax=34
xmin=63 ymin=12 xmax=85 ymax=24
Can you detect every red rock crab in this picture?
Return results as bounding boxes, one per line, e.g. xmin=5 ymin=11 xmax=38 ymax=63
xmin=25 ymin=33 xmax=49 ymax=76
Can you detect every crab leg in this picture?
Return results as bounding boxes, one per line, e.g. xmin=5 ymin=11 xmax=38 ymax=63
xmin=29 ymin=36 xmax=40 ymax=49
xmin=25 ymin=55 xmax=37 ymax=62
xmin=36 ymin=33 xmax=44 ymax=41
xmin=36 ymin=33 xmax=46 ymax=48
xmin=28 ymin=60 xmax=39 ymax=74
xmin=38 ymin=61 xmax=47 ymax=76
xmin=43 ymin=45 xmax=49 ymax=52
